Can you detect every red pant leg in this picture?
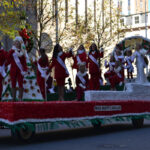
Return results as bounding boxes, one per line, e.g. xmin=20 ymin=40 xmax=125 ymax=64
xmin=109 ymin=75 xmax=123 ymax=88
xmin=17 ymin=72 xmax=23 ymax=88
xmin=76 ymin=86 xmax=84 ymax=101
xmin=104 ymin=71 xmax=115 ymax=79
xmin=10 ymin=69 xmax=17 ymax=88
xmin=56 ymin=77 xmax=65 ymax=86
xmin=90 ymin=74 xmax=100 ymax=90
xmin=37 ymin=75 xmax=46 ymax=99
xmin=46 ymin=76 xmax=53 ymax=92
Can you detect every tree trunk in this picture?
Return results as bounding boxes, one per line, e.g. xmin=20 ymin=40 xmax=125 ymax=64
xmin=65 ymin=0 xmax=68 ymax=24
xmin=110 ymin=0 xmax=112 ymax=37
xmin=102 ymin=0 xmax=104 ymax=30
xmin=55 ymin=0 xmax=59 ymax=44
xmin=76 ymin=0 xmax=78 ymax=30
xmin=85 ymin=0 xmax=87 ymax=27
xmin=94 ymin=0 xmax=96 ymax=30
xmin=52 ymin=0 xmax=55 ymax=25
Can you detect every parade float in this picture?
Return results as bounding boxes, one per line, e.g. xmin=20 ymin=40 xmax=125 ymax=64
xmin=1 ymin=36 xmax=150 ymax=141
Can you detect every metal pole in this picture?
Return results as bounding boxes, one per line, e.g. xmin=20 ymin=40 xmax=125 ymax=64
xmin=145 ymin=0 xmax=147 ymax=38
xmin=55 ymin=0 xmax=59 ymax=44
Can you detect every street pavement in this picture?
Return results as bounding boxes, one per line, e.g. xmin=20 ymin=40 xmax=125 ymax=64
xmin=0 ymin=120 xmax=150 ymax=150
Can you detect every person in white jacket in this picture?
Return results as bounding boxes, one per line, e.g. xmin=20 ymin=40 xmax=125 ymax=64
xmin=132 ymin=44 xmax=148 ymax=83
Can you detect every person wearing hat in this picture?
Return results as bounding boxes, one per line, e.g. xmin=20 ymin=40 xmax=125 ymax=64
xmin=76 ymin=62 xmax=89 ymax=101
xmin=104 ymin=54 xmax=116 ymax=85
xmin=72 ymin=44 xmax=87 ymax=71
xmin=88 ymin=43 xmax=103 ymax=90
xmin=6 ymin=36 xmax=27 ymax=101
xmin=0 ymin=42 xmax=7 ymax=101
xmin=109 ymin=61 xmax=124 ymax=90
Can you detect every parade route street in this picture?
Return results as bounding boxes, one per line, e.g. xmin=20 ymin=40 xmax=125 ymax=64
xmin=0 ymin=120 xmax=150 ymax=150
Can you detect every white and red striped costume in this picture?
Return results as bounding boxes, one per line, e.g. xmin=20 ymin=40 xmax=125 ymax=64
xmin=109 ymin=66 xmax=124 ymax=89
xmin=76 ymin=71 xmax=89 ymax=101
xmin=88 ymin=50 xmax=103 ymax=90
xmin=104 ymin=61 xmax=115 ymax=80
xmin=72 ymin=49 xmax=87 ymax=70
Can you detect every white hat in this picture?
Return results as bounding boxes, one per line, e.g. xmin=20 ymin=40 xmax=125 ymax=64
xmin=14 ymin=36 xmax=23 ymax=43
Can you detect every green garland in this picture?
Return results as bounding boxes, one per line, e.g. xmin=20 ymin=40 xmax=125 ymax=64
xmin=1 ymin=114 xmax=150 ymax=132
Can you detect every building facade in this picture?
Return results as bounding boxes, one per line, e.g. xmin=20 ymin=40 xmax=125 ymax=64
xmin=119 ymin=0 xmax=150 ymax=39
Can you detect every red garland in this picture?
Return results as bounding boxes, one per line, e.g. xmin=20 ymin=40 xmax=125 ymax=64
xmin=19 ymin=28 xmax=34 ymax=53
xmin=0 ymin=100 xmax=150 ymax=124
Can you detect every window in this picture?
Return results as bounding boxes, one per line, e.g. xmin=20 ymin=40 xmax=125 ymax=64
xmin=141 ymin=14 xmax=148 ymax=23
xmin=126 ymin=16 xmax=132 ymax=25
xmin=141 ymin=14 xmax=145 ymax=23
xmin=140 ymin=0 xmax=143 ymax=10
xmin=135 ymin=16 xmax=139 ymax=24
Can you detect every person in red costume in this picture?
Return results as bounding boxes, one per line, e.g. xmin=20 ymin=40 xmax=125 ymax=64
xmin=72 ymin=44 xmax=87 ymax=70
xmin=6 ymin=36 xmax=27 ymax=101
xmin=109 ymin=61 xmax=124 ymax=90
xmin=104 ymin=55 xmax=116 ymax=84
xmin=49 ymin=44 xmax=73 ymax=101
xmin=88 ymin=43 xmax=104 ymax=90
xmin=76 ymin=62 xmax=89 ymax=101
xmin=36 ymin=48 xmax=49 ymax=100
xmin=0 ymin=42 xmax=7 ymax=101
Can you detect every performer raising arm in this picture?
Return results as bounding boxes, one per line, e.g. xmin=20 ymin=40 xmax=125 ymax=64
xmin=0 ymin=42 xmax=7 ymax=101
xmin=49 ymin=44 xmax=73 ymax=101
xmin=6 ymin=37 xmax=27 ymax=101
xmin=72 ymin=44 xmax=87 ymax=70
xmin=88 ymin=43 xmax=104 ymax=90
